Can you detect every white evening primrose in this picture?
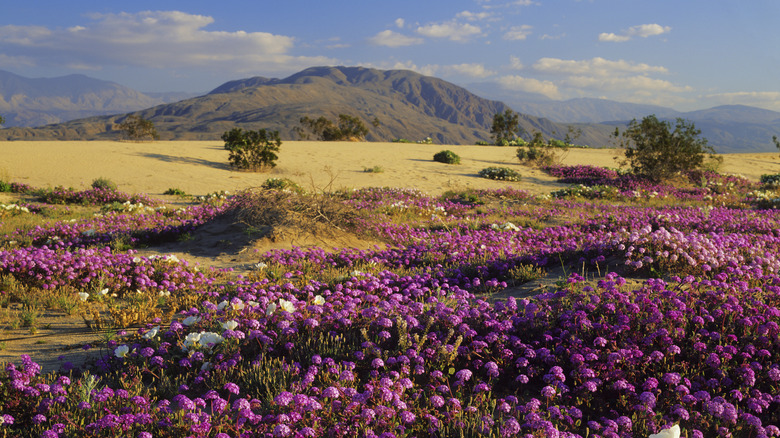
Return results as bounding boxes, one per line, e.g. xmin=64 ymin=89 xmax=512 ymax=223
xmin=114 ymin=345 xmax=130 ymax=358
xmin=231 ymin=299 xmax=245 ymax=311
xmin=182 ymin=316 xmax=201 ymax=326
xmin=314 ymin=295 xmax=325 ymax=305
xmin=198 ymin=332 xmax=224 ymax=349
xmin=222 ymin=320 xmax=239 ymax=331
xmin=217 ymin=300 xmax=229 ymax=311
xmin=649 ymin=425 xmax=680 ymax=438
xmin=279 ymin=299 xmax=295 ymax=313
xmin=77 ymin=292 xmax=89 ymax=302
xmin=98 ymin=288 xmax=109 ymax=296
xmin=142 ymin=326 xmax=160 ymax=340
xmin=266 ymin=302 xmax=277 ymax=316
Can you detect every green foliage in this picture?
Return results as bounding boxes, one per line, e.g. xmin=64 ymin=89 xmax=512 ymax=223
xmin=261 ymin=177 xmax=304 ymax=193
xmin=363 ymin=165 xmax=384 ymax=173
xmin=222 ymin=127 xmax=282 ymax=171
xmin=760 ymin=173 xmax=780 ymax=186
xmin=773 ymin=135 xmax=780 ymax=153
xmin=491 ymin=109 xmax=523 ymax=145
xmin=433 ymin=150 xmax=461 ymax=165
xmin=91 ymin=177 xmax=117 ymax=191
xmin=614 ymin=115 xmax=716 ymax=181
xmin=478 ymin=167 xmax=521 ymax=181
xmin=0 ymin=115 xmax=4 ymax=126
xmin=299 ymin=114 xmax=370 ymax=141
xmin=117 ymin=115 xmax=159 ymax=142
xmin=163 ymin=188 xmax=187 ymax=196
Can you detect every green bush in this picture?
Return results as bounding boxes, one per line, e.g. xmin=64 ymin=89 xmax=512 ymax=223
xmin=363 ymin=166 xmax=384 ymax=173
xmin=760 ymin=174 xmax=780 ymax=186
xmin=433 ymin=150 xmax=461 ymax=165
xmin=261 ymin=178 xmax=304 ymax=193
xmin=163 ymin=188 xmax=187 ymax=196
xmin=478 ymin=167 xmax=521 ymax=181
xmin=91 ymin=177 xmax=118 ymax=191
xmin=516 ymin=146 xmax=555 ymax=166
xmin=222 ymin=128 xmax=281 ymax=171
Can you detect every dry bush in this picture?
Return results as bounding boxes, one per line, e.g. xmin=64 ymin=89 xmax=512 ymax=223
xmin=232 ymin=188 xmax=363 ymax=243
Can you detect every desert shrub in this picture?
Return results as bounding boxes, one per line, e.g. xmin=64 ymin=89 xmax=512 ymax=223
xmin=516 ymin=146 xmax=556 ymax=166
xmin=117 ymin=115 xmax=158 ymax=142
xmin=298 ymin=114 xmax=375 ymax=141
xmin=261 ymin=178 xmax=304 ymax=194
xmin=91 ymin=177 xmax=117 ymax=192
xmin=478 ymin=167 xmax=521 ymax=181
xmin=760 ymin=173 xmax=780 ymax=186
xmin=433 ymin=150 xmax=461 ymax=165
xmin=363 ymin=166 xmax=384 ymax=173
xmin=163 ymin=188 xmax=187 ymax=196
xmin=222 ymin=128 xmax=281 ymax=171
xmin=615 ymin=115 xmax=715 ymax=181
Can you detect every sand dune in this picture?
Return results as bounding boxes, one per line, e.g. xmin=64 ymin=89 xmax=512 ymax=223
xmin=2 ymin=141 xmax=780 ymax=197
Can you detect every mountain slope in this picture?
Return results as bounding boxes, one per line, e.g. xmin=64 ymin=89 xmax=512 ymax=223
xmin=0 ymin=66 xmax=616 ymax=147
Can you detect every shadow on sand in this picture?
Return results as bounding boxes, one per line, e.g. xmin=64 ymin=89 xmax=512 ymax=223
xmin=134 ymin=152 xmax=230 ymax=170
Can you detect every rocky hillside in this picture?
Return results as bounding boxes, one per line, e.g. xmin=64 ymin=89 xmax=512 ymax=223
xmin=0 ymin=66 xmax=615 ymax=147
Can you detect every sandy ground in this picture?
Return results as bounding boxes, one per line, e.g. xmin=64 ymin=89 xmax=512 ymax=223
xmin=2 ymin=140 xmax=780 ymax=372
xmin=3 ymin=140 xmax=778 ymax=197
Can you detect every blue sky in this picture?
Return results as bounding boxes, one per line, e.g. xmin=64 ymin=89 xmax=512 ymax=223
xmin=2 ymin=0 xmax=780 ymax=111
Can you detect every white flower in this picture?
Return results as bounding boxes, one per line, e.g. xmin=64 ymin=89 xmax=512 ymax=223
xmin=183 ymin=332 xmax=202 ymax=350
xmin=254 ymin=262 xmax=268 ymax=270
xmin=279 ymin=299 xmax=295 ymax=313
xmin=649 ymin=425 xmax=680 ymax=438
xmin=314 ymin=295 xmax=325 ymax=305
xmin=266 ymin=303 xmax=277 ymax=316
xmin=142 ymin=326 xmax=160 ymax=340
xmin=231 ymin=299 xmax=245 ymax=311
xmin=133 ymin=257 xmax=142 ymax=263
xmin=82 ymin=229 xmax=96 ymax=237
xmin=182 ymin=316 xmax=201 ymax=326
xmin=222 ymin=320 xmax=239 ymax=331
xmin=77 ymin=292 xmax=90 ymax=302
xmin=217 ymin=300 xmax=229 ymax=310
xmin=159 ymin=290 xmax=171 ymax=297
xmin=247 ymin=300 xmax=259 ymax=308
xmin=114 ymin=345 xmax=130 ymax=358
xmin=98 ymin=288 xmax=109 ymax=296
xmin=198 ymin=332 xmax=224 ymax=348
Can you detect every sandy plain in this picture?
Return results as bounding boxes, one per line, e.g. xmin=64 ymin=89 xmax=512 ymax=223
xmin=2 ymin=140 xmax=778 ymax=198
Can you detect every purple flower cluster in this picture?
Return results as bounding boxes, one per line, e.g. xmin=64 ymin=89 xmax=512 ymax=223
xmin=3 ymin=183 xmax=780 ymax=437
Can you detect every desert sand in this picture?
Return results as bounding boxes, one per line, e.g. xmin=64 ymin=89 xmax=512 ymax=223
xmin=3 ymin=140 xmax=779 ymax=197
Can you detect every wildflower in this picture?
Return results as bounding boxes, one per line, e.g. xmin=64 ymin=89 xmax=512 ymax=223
xmin=142 ymin=326 xmax=160 ymax=340
xmin=77 ymin=292 xmax=89 ymax=302
xmin=223 ymin=382 xmax=240 ymax=395
xmin=222 ymin=320 xmax=239 ymax=331
xmin=279 ymin=299 xmax=295 ymax=313
xmin=649 ymin=424 xmax=680 ymax=438
xmin=114 ymin=345 xmax=130 ymax=359
xmin=314 ymin=295 xmax=325 ymax=305
xmin=182 ymin=316 xmax=201 ymax=326
xmin=266 ymin=303 xmax=277 ymax=316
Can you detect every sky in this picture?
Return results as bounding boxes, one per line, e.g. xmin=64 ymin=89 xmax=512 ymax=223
xmin=2 ymin=0 xmax=780 ymax=112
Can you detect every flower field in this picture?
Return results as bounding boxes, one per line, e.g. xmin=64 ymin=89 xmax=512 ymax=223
xmin=2 ymin=167 xmax=780 ymax=437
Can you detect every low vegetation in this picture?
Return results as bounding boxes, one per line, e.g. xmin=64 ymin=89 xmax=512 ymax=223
xmin=297 ymin=114 xmax=378 ymax=141
xmin=478 ymin=166 xmax=521 ymax=181
xmin=117 ymin=115 xmax=159 ymax=142
xmin=433 ymin=150 xmax=461 ymax=164
xmin=3 ymin=156 xmax=780 ymax=437
xmin=222 ymin=127 xmax=281 ymax=171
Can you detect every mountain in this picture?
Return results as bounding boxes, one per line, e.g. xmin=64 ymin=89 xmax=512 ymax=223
xmin=0 ymin=70 xmax=196 ymax=127
xmin=469 ymin=83 xmax=780 ymax=153
xmin=0 ymin=66 xmax=616 ymax=147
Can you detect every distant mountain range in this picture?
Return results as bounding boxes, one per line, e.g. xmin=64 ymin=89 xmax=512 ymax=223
xmin=0 ymin=70 xmax=198 ymax=127
xmin=1 ymin=67 xmax=779 ymax=153
xmin=0 ymin=66 xmax=615 ymax=147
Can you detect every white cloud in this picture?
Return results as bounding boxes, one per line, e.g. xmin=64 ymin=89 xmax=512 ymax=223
xmin=369 ymin=30 xmax=423 ymax=47
xmin=456 ymin=11 xmax=493 ymax=21
xmin=416 ymin=22 xmax=482 ymax=41
xmin=443 ymin=63 xmax=495 ymax=78
xmin=395 ymin=18 xmax=405 ymax=28
xmin=503 ymin=25 xmax=532 ymax=41
xmin=509 ymin=56 xmax=524 ymax=70
xmin=498 ymin=75 xmax=561 ymax=99
xmin=599 ymin=23 xmax=671 ymax=42
xmin=533 ymin=57 xmax=668 ymax=76
xmin=0 ymin=11 xmax=333 ymax=74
